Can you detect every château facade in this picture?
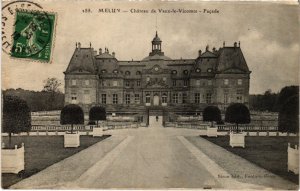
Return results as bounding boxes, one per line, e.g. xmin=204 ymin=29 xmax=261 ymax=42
xmin=64 ymin=32 xmax=251 ymax=125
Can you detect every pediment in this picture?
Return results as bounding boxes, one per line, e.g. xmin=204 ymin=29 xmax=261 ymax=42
xmin=146 ymin=78 xmax=169 ymax=88
xmin=144 ymin=65 xmax=170 ymax=74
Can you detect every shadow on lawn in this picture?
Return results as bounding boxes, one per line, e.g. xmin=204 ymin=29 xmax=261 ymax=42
xmin=202 ymin=135 xmax=299 ymax=184
xmin=1 ymin=135 xmax=111 ymax=188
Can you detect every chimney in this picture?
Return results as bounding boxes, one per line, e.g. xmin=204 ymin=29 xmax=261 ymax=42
xmin=223 ymin=41 xmax=225 ymax=47
xmin=99 ymin=48 xmax=102 ymax=54
xmin=107 ymin=49 xmax=109 ymax=54
xmin=112 ymin=52 xmax=115 ymax=58
xmin=234 ymin=42 xmax=237 ymax=48
xmin=239 ymin=41 xmax=241 ymax=47
xmin=78 ymin=42 xmax=81 ymax=49
xmin=212 ymin=47 xmax=216 ymax=52
xmin=198 ymin=50 xmax=202 ymax=57
xmin=206 ymin=45 xmax=209 ymax=51
xmin=90 ymin=42 xmax=92 ymax=48
xmin=76 ymin=42 xmax=77 ymax=48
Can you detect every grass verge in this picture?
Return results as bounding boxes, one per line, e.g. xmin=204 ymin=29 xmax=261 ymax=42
xmin=1 ymin=135 xmax=110 ymax=188
xmin=202 ymin=135 xmax=299 ymax=184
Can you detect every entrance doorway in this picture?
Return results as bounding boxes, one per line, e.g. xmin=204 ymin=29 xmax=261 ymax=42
xmin=149 ymin=115 xmax=163 ymax=128
xmin=153 ymin=95 xmax=159 ymax=106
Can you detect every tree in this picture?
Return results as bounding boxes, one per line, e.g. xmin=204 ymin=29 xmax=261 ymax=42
xmin=60 ymin=104 xmax=84 ymax=133
xmin=278 ymin=95 xmax=299 ymax=133
xmin=43 ymin=78 xmax=62 ymax=110
xmin=277 ymin=86 xmax=299 ymax=110
xmin=225 ymin=103 xmax=251 ymax=132
xmin=203 ymin=106 xmax=221 ymax=127
xmin=2 ymin=95 xmax=31 ymax=147
xmin=89 ymin=106 xmax=106 ymax=127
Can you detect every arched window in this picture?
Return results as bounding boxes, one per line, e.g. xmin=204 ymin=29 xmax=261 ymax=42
xmin=196 ymin=68 xmax=201 ymax=73
xmin=113 ymin=70 xmax=118 ymax=74
xmin=207 ymin=68 xmax=212 ymax=73
xmin=172 ymin=70 xmax=177 ymax=74
xmin=136 ymin=71 xmax=141 ymax=75
xmin=101 ymin=69 xmax=107 ymax=73
xmin=183 ymin=70 xmax=188 ymax=75
xmin=162 ymin=93 xmax=167 ymax=104
xmin=146 ymin=94 xmax=151 ymax=103
xmin=125 ymin=71 xmax=131 ymax=75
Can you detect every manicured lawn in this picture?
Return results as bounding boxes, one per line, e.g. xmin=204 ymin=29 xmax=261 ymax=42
xmin=1 ymin=135 xmax=110 ymax=188
xmin=202 ymin=135 xmax=299 ymax=184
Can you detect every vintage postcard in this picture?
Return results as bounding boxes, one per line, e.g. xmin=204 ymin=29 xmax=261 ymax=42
xmin=1 ymin=0 xmax=299 ymax=190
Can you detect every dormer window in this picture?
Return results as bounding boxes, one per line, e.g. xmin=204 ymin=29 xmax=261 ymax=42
xmin=79 ymin=69 xmax=83 ymax=72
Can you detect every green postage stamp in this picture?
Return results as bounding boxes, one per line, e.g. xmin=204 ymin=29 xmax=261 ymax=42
xmin=11 ymin=9 xmax=56 ymax=62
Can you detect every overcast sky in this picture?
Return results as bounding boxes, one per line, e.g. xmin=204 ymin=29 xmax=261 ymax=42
xmin=2 ymin=1 xmax=299 ymax=94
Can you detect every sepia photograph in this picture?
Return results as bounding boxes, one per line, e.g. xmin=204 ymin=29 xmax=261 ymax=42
xmin=1 ymin=0 xmax=299 ymax=189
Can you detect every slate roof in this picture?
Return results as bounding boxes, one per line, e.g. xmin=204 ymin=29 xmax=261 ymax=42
xmin=65 ymin=43 xmax=250 ymax=76
xmin=65 ymin=48 xmax=96 ymax=74
xmin=216 ymin=47 xmax=249 ymax=73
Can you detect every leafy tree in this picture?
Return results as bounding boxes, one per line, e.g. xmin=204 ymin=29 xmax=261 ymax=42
xmin=278 ymin=95 xmax=299 ymax=133
xmin=203 ymin=106 xmax=221 ymax=127
xmin=43 ymin=78 xmax=62 ymax=110
xmin=225 ymin=103 xmax=251 ymax=132
xmin=2 ymin=95 xmax=31 ymax=147
xmin=89 ymin=106 xmax=106 ymax=127
xmin=277 ymin=86 xmax=299 ymax=110
xmin=60 ymin=104 xmax=84 ymax=133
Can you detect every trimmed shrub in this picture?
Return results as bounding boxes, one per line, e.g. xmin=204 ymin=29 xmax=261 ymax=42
xmin=60 ymin=104 xmax=84 ymax=133
xmin=2 ymin=95 xmax=31 ymax=147
xmin=225 ymin=103 xmax=251 ymax=132
xmin=278 ymin=95 xmax=299 ymax=133
xmin=203 ymin=106 xmax=221 ymax=127
xmin=89 ymin=106 xmax=106 ymax=126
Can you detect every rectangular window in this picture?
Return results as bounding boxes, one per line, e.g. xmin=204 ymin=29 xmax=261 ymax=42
xmin=184 ymin=80 xmax=189 ymax=87
xmin=85 ymin=80 xmax=90 ymax=86
xmin=206 ymin=93 xmax=212 ymax=104
xmin=125 ymin=81 xmax=130 ymax=87
xmin=125 ymin=94 xmax=130 ymax=104
xmin=173 ymin=80 xmax=176 ymax=86
xmin=137 ymin=80 xmax=141 ymax=86
xmin=101 ymin=94 xmax=106 ymax=104
xmin=196 ymin=80 xmax=200 ymax=86
xmin=71 ymin=79 xmax=76 ymax=86
xmin=238 ymin=79 xmax=243 ymax=85
xmin=163 ymin=77 xmax=167 ymax=82
xmin=208 ymin=80 xmax=212 ymax=86
xmin=172 ymin=93 xmax=178 ymax=103
xmin=146 ymin=77 xmax=150 ymax=82
xmin=224 ymin=89 xmax=229 ymax=104
xmin=135 ymin=94 xmax=140 ymax=104
xmin=113 ymin=81 xmax=118 ymax=87
xmin=195 ymin=93 xmax=200 ymax=104
xmin=182 ymin=93 xmax=187 ymax=104
xmin=113 ymin=94 xmax=118 ymax=104
xmin=224 ymin=79 xmax=229 ymax=85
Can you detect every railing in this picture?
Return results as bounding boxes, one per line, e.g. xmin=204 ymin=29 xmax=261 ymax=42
xmin=31 ymin=110 xmax=60 ymax=116
xmin=31 ymin=125 xmax=92 ymax=131
xmin=31 ymin=122 xmax=140 ymax=132
xmin=166 ymin=122 xmax=278 ymax=132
